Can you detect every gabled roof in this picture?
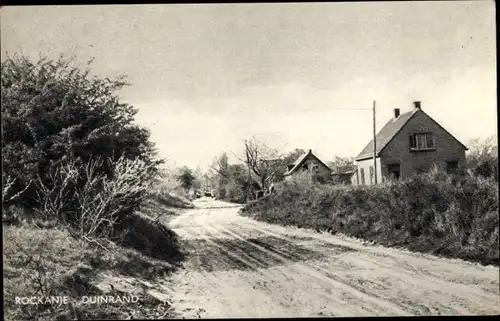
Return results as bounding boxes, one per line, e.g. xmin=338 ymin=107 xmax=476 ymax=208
xmin=355 ymin=108 xmax=467 ymax=161
xmin=285 ymin=149 xmax=331 ymax=175
xmin=356 ymin=109 xmax=418 ymax=161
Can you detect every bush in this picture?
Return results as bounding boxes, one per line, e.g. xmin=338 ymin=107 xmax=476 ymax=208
xmin=2 ymin=53 xmax=185 ymax=320
xmin=242 ymin=170 xmax=499 ymax=265
xmin=30 ymin=155 xmax=158 ymax=246
xmin=1 ymin=53 xmax=162 ymax=208
xmin=466 ymin=136 xmax=498 ymax=180
xmin=225 ymin=180 xmax=247 ymax=204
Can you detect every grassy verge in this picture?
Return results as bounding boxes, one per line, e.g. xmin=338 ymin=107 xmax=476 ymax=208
xmin=3 ymin=194 xmax=190 ymax=321
xmin=241 ymin=170 xmax=499 ymax=266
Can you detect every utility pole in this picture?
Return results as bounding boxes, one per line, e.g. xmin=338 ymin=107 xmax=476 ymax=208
xmin=373 ymin=100 xmax=378 ymax=184
xmin=245 ymin=140 xmax=252 ymax=201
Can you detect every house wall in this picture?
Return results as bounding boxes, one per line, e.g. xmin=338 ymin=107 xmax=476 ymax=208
xmin=350 ymin=172 xmax=357 ymax=185
xmin=353 ymin=157 xmax=382 ymax=185
xmin=379 ymin=110 xmax=466 ymax=179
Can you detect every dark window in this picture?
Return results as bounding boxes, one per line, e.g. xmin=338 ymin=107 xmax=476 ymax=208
xmin=387 ymin=164 xmax=401 ymax=180
xmin=446 ymin=161 xmax=459 ymax=173
xmin=356 ymin=169 xmax=359 ymax=185
xmin=410 ymin=133 xmax=435 ymax=150
xmin=360 ymin=168 xmax=365 ymax=184
xmin=369 ymin=166 xmax=374 ymax=184
xmin=409 ymin=134 xmax=416 ymax=148
xmin=426 ymin=133 xmax=435 ymax=148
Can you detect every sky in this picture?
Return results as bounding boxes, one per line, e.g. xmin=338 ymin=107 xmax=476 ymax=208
xmin=1 ymin=2 xmax=497 ymax=171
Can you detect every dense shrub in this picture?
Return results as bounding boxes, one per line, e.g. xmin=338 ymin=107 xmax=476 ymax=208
xmin=1 ymin=54 xmax=162 ymax=208
xmin=466 ymin=136 xmax=498 ymax=180
xmin=1 ymin=53 xmax=168 ymax=244
xmin=242 ymin=170 xmax=499 ymax=265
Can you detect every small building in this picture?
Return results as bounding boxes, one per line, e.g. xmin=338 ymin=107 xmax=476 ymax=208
xmin=353 ymin=101 xmax=468 ymax=185
xmin=284 ymin=149 xmax=332 ymax=183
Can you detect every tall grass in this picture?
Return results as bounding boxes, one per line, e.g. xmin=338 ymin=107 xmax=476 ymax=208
xmin=242 ymin=170 xmax=499 ymax=265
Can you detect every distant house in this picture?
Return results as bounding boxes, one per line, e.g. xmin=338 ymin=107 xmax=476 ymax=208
xmin=284 ymin=149 xmax=332 ymax=182
xmin=352 ymin=101 xmax=468 ymax=185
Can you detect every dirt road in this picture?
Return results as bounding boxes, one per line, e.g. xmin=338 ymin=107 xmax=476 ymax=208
xmin=165 ymin=197 xmax=499 ymax=317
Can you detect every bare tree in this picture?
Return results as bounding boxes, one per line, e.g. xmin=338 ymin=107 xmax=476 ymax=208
xmin=243 ymin=138 xmax=286 ymax=192
xmin=2 ymin=175 xmax=32 ymax=205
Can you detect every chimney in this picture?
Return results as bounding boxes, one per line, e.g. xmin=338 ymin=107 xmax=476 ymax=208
xmin=308 ymin=149 xmax=312 ymax=153
xmin=394 ymin=108 xmax=400 ymax=118
xmin=413 ymin=101 xmax=421 ymax=109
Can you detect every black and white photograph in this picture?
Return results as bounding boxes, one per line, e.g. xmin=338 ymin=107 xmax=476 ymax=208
xmin=1 ymin=2 xmax=498 ymax=320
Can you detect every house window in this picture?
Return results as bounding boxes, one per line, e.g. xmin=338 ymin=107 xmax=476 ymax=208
xmin=410 ymin=133 xmax=435 ymax=150
xmin=369 ymin=166 xmax=374 ymax=184
xmin=360 ymin=168 xmax=365 ymax=184
xmin=446 ymin=161 xmax=459 ymax=174
xmin=387 ymin=164 xmax=401 ymax=180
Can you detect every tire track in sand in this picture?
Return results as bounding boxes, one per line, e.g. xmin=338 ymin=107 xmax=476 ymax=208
xmin=228 ymin=218 xmax=499 ymax=315
xmin=167 ymin=199 xmax=499 ymax=317
xmin=200 ymin=224 xmax=370 ymax=316
xmin=213 ymin=222 xmax=410 ymax=316
xmin=182 ymin=213 xmax=366 ymax=317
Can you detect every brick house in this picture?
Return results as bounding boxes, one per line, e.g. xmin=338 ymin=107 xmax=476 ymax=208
xmin=352 ymin=101 xmax=468 ymax=185
xmin=284 ymin=149 xmax=332 ymax=182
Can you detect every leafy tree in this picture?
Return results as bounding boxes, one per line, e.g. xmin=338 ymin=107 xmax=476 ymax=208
xmin=192 ymin=166 xmax=204 ymax=190
xmin=283 ymin=149 xmax=306 ymax=169
xmin=210 ymin=153 xmax=230 ymax=198
xmin=224 ymin=164 xmax=249 ymax=203
xmin=328 ymin=156 xmax=355 ymax=174
xmin=467 ymin=136 xmax=498 ymax=180
xmin=176 ymin=167 xmax=196 ymax=190
xmin=1 ymin=53 xmax=162 ymax=207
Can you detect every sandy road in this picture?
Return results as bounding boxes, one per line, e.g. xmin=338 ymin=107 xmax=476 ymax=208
xmin=165 ymin=197 xmax=499 ymax=318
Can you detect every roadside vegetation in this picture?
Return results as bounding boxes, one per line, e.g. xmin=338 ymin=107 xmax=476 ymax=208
xmin=242 ymin=164 xmax=499 ymax=266
xmin=2 ymin=53 xmax=190 ymax=320
xmin=207 ymin=141 xmax=310 ymax=204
